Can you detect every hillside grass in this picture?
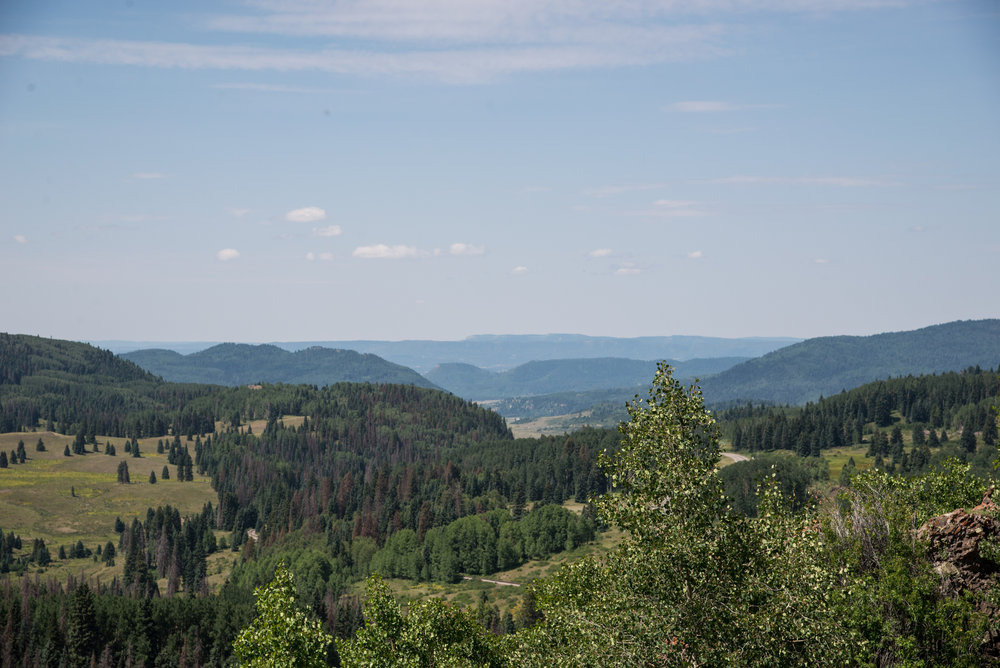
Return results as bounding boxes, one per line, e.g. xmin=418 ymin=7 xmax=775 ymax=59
xmin=0 ymin=429 xmax=219 ymax=585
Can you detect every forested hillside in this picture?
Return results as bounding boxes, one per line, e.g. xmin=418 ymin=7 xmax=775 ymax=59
xmin=2 ymin=336 xmax=999 ymax=666
xmin=700 ymin=319 xmax=1000 ymax=404
xmin=719 ymin=366 xmax=1000 ymax=459
xmin=122 ymin=343 xmax=438 ymax=389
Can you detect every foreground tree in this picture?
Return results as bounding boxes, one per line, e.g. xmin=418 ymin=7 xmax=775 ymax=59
xmin=508 ymin=363 xmax=851 ymax=667
xmin=338 ymin=574 xmax=503 ymax=667
xmin=233 ymin=564 xmax=333 ymax=667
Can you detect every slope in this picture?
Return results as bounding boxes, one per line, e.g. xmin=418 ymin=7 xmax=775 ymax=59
xmin=427 ymin=356 xmax=747 ymax=401
xmin=700 ymin=319 xmax=1000 ymax=405
xmin=122 ymin=343 xmax=440 ymax=389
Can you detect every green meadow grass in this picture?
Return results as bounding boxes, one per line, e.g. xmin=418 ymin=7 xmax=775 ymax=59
xmin=0 ymin=430 xmax=218 ymax=584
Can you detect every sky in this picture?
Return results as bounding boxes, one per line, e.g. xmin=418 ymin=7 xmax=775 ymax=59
xmin=1 ymin=0 xmax=998 ymax=343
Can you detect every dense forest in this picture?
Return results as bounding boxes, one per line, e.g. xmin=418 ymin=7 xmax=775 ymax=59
xmin=0 ymin=335 xmax=998 ymax=666
xmin=700 ymin=319 xmax=1000 ymax=404
xmin=121 ymin=344 xmax=438 ymax=389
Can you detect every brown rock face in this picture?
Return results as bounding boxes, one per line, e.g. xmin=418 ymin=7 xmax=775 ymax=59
xmin=917 ymin=500 xmax=1000 ymax=594
xmin=916 ymin=488 xmax=1000 ymax=657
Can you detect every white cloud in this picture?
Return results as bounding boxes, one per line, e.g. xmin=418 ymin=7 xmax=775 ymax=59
xmin=306 ymin=252 xmax=315 ymax=261
xmin=217 ymin=248 xmax=240 ymax=261
xmin=0 ymin=27 xmax=728 ymax=84
xmin=305 ymin=251 xmax=334 ymax=261
xmin=1 ymin=1 xmax=909 ymax=84
xmin=669 ymin=100 xmax=738 ymax=112
xmin=668 ymin=100 xmax=781 ymax=113
xmin=626 ymin=199 xmax=706 ymax=217
xmin=353 ymin=244 xmax=423 ymax=259
xmin=213 ymin=82 xmax=345 ymax=94
xmin=814 ymin=258 xmax=829 ymax=264
xmin=687 ymin=250 xmax=703 ymax=259
xmin=449 ymin=242 xmax=485 ymax=256
xmin=228 ymin=207 xmax=251 ymax=217
xmin=313 ymin=224 xmax=342 ymax=237
xmin=511 ymin=265 xmax=529 ymax=274
xmin=13 ymin=234 xmax=27 ymax=244
xmin=132 ymin=172 xmax=166 ymax=179
xmin=701 ymin=175 xmax=902 ymax=187
xmin=285 ymin=206 xmax=326 ymax=223
xmin=588 ymin=248 xmax=613 ymax=258
xmin=584 ymin=183 xmax=665 ymax=198
xmin=615 ymin=263 xmax=641 ymax=275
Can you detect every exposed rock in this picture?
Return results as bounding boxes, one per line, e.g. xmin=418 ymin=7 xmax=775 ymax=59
xmin=916 ymin=486 xmax=1000 ymax=656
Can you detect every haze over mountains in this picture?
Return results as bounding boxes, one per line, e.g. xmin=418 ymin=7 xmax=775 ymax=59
xmin=121 ymin=344 xmax=438 ymax=389
xmin=100 ymin=334 xmax=798 ymax=374
xmin=109 ymin=320 xmax=1000 ymax=421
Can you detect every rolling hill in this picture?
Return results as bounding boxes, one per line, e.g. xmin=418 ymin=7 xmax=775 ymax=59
xmin=426 ymin=356 xmax=747 ymax=401
xmin=699 ymin=319 xmax=1000 ymax=405
xmin=121 ymin=343 xmax=439 ymax=389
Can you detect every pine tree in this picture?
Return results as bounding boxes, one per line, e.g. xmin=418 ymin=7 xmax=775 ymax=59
xmin=0 ymin=452 xmax=6 ymax=469
xmin=64 ymin=444 xmax=71 ymax=457
xmin=960 ymin=427 xmax=977 ymax=453
xmin=162 ymin=465 xmax=170 ymax=480
xmin=148 ymin=470 xmax=157 ymax=484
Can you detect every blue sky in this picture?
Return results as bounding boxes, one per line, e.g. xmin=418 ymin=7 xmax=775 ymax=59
xmin=2 ymin=0 xmax=998 ymax=343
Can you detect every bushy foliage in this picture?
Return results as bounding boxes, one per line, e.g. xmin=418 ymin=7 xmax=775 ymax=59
xmin=233 ymin=564 xmax=333 ymax=667
xmin=508 ymin=363 xmax=851 ymax=666
xmin=336 ymin=574 xmax=504 ymax=667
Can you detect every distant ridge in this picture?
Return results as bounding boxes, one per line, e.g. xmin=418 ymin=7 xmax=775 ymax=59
xmin=700 ymin=319 xmax=1000 ymax=405
xmin=270 ymin=334 xmax=797 ymax=373
xmin=427 ymin=356 xmax=748 ymax=401
xmin=121 ymin=343 xmax=439 ymax=389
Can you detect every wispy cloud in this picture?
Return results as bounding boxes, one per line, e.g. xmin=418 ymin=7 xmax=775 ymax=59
xmin=668 ymin=100 xmax=781 ymax=112
xmin=228 ymin=207 xmax=251 ymax=217
xmin=213 ymin=82 xmax=346 ymax=94
xmin=449 ymin=242 xmax=485 ymax=256
xmin=615 ymin=262 xmax=641 ymax=275
xmin=700 ymin=175 xmax=902 ymax=187
xmin=0 ymin=27 xmax=727 ymax=84
xmin=313 ymin=224 xmax=342 ymax=237
xmin=588 ymin=248 xmax=613 ymax=258
xmin=511 ymin=265 xmax=529 ymax=275
xmin=353 ymin=244 xmax=424 ymax=259
xmin=584 ymin=183 xmax=665 ymax=198
xmin=217 ymin=248 xmax=240 ymax=261
xmin=132 ymin=172 xmax=166 ymax=180
xmin=13 ymin=234 xmax=27 ymax=244
xmin=814 ymin=258 xmax=830 ymax=264
xmin=687 ymin=250 xmax=703 ymax=259
xmin=306 ymin=251 xmax=334 ymax=261
xmin=626 ymin=199 xmax=706 ymax=218
xmin=285 ymin=206 xmax=326 ymax=223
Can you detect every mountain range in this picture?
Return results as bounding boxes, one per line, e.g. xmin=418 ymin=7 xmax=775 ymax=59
xmin=121 ymin=344 xmax=438 ymax=389
xmin=426 ymin=356 xmax=747 ymax=401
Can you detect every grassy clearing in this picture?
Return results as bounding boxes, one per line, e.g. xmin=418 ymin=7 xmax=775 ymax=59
xmin=352 ymin=526 xmax=625 ymax=616
xmin=0 ymin=430 xmax=218 ymax=585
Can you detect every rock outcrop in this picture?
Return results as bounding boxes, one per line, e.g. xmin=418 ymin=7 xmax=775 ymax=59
xmin=916 ymin=485 xmax=1000 ymax=656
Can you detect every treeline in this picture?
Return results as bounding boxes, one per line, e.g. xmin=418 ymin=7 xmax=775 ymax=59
xmin=719 ymin=366 xmax=999 ymax=456
xmin=0 ymin=576 xmax=254 ymax=667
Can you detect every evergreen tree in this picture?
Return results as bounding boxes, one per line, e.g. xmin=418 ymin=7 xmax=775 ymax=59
xmin=960 ymin=427 xmax=977 ymax=453
xmin=117 ymin=461 xmax=130 ymax=484
xmin=0 ymin=452 xmax=6 ymax=469
xmin=64 ymin=444 xmax=71 ymax=457
xmin=983 ymin=414 xmax=998 ymax=447
xmin=162 ymin=465 xmax=170 ymax=480
xmin=36 ymin=437 xmax=45 ymax=452
xmin=149 ymin=470 xmax=157 ymax=484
